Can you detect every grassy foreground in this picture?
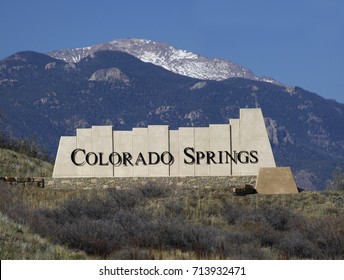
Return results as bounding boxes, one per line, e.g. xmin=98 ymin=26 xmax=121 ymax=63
xmin=0 ymin=147 xmax=53 ymax=177
xmin=0 ymin=211 xmax=87 ymax=259
xmin=1 ymin=181 xmax=344 ymax=260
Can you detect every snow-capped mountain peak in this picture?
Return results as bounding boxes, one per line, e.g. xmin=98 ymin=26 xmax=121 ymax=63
xmin=48 ymin=38 xmax=265 ymax=82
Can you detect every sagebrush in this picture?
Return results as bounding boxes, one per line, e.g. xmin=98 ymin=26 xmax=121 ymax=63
xmin=1 ymin=182 xmax=344 ymax=259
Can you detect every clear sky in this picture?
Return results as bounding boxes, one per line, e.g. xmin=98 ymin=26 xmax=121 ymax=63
xmin=1 ymin=0 xmax=343 ymax=103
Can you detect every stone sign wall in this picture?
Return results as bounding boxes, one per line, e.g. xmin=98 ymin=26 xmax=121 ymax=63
xmin=53 ymin=108 xmax=276 ymax=178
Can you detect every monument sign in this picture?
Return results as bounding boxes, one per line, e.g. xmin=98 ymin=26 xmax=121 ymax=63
xmin=53 ymin=108 xmax=276 ymax=178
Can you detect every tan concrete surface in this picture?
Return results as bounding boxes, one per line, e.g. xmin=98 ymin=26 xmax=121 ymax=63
xmin=178 ymin=127 xmax=195 ymax=176
xmin=230 ymin=119 xmax=241 ymax=175
xmin=194 ymin=127 xmax=210 ymax=176
xmin=113 ymin=130 xmax=133 ymax=177
xmin=255 ymin=167 xmax=299 ymax=194
xmin=92 ymin=126 xmax=114 ymax=177
xmin=169 ymin=130 xmax=179 ymax=176
xmin=240 ymin=109 xmax=276 ymax=175
xmin=53 ymin=136 xmax=77 ymax=177
xmin=133 ymin=128 xmax=148 ymax=177
xmin=148 ymin=125 xmax=169 ymax=176
xmin=209 ymin=124 xmax=231 ymax=176
xmin=76 ymin=128 xmax=93 ymax=177
xmin=53 ymin=108 xmax=280 ymax=179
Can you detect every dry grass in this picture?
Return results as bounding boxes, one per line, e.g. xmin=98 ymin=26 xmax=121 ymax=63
xmin=0 ymin=212 xmax=87 ymax=259
xmin=14 ymin=186 xmax=344 ymax=218
xmin=1 ymin=182 xmax=344 ymax=260
xmin=0 ymin=147 xmax=53 ymax=177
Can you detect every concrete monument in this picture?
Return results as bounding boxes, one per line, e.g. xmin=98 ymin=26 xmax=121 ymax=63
xmin=255 ymin=167 xmax=299 ymax=194
xmin=53 ymin=108 xmax=276 ymax=178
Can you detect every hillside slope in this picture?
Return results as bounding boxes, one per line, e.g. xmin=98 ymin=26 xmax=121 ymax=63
xmin=0 ymin=148 xmax=53 ymax=177
xmin=1 ymin=183 xmax=344 ymax=259
xmin=0 ymin=211 xmax=86 ymax=259
xmin=0 ymin=50 xmax=344 ymax=189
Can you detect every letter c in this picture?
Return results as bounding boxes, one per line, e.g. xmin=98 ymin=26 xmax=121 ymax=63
xmin=71 ymin=149 xmax=86 ymax=166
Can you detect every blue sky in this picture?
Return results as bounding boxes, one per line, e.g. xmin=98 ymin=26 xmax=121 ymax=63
xmin=1 ymin=0 xmax=343 ymax=102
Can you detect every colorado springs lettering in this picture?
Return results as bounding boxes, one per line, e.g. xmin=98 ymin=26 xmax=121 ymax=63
xmin=71 ymin=147 xmax=258 ymax=167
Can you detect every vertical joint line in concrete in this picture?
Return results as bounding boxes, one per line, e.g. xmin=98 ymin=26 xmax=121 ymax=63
xmin=91 ymin=128 xmax=94 ymax=177
xmin=230 ymin=124 xmax=233 ymax=176
xmin=111 ymin=127 xmax=114 ymax=177
xmin=168 ymin=127 xmax=171 ymax=176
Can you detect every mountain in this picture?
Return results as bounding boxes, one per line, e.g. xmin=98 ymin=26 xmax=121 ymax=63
xmin=48 ymin=38 xmax=278 ymax=83
xmin=1 ymin=44 xmax=344 ymax=190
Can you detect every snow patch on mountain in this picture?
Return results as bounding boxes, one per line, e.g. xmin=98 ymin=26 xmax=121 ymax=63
xmin=48 ymin=38 xmax=273 ymax=83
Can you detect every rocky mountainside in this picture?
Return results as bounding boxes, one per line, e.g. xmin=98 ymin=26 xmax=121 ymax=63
xmin=48 ymin=38 xmax=276 ymax=82
xmin=1 ymin=48 xmax=344 ymax=190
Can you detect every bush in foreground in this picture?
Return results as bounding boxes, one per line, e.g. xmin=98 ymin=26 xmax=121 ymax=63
xmin=1 ymin=182 xmax=344 ymax=259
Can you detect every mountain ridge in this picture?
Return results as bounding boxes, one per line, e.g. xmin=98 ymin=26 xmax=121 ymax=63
xmin=48 ymin=38 xmax=279 ymax=84
xmin=1 ymin=46 xmax=344 ymax=190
